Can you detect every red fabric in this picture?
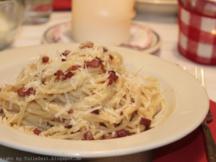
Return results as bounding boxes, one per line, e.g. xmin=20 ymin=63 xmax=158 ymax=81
xmin=53 ymin=0 xmax=72 ymax=11
xmin=154 ymin=100 xmax=216 ymax=162
xmin=177 ymin=0 xmax=216 ymax=65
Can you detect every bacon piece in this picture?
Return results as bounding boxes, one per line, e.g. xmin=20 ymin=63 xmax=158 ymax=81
xmin=85 ymin=57 xmax=106 ymax=72
xmin=62 ymin=71 xmax=74 ymax=80
xmin=140 ymin=117 xmax=151 ymax=130
xmin=42 ymin=56 xmax=49 ymax=64
xmin=91 ymin=109 xmax=100 ymax=115
xmin=66 ymin=65 xmax=81 ymax=72
xmin=115 ymin=129 xmax=130 ymax=137
xmin=54 ymin=70 xmax=64 ymax=80
xmin=33 ymin=128 xmax=41 ymax=135
xmin=83 ymin=131 xmax=94 ymax=140
xmin=61 ymin=50 xmax=71 ymax=56
xmin=84 ymin=57 xmax=103 ymax=68
xmin=107 ymin=71 xmax=118 ymax=85
xmin=54 ymin=69 xmax=74 ymax=81
xmin=17 ymin=87 xmax=36 ymax=97
xmin=79 ymin=42 xmax=94 ymax=49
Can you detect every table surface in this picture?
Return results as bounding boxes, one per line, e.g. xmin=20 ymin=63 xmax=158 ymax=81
xmin=13 ymin=12 xmax=216 ymax=101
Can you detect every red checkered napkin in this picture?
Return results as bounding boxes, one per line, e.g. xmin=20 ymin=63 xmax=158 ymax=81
xmin=178 ymin=0 xmax=216 ymax=65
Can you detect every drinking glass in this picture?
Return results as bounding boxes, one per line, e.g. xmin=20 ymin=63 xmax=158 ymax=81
xmin=0 ymin=0 xmax=24 ymax=50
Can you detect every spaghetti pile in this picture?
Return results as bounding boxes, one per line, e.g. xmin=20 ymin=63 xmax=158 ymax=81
xmin=0 ymin=42 xmax=165 ymax=140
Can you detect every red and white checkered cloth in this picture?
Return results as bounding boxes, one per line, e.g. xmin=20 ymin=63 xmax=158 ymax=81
xmin=178 ymin=0 xmax=216 ymax=65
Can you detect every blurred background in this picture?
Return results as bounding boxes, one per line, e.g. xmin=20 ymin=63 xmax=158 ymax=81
xmin=0 ymin=0 xmax=215 ymax=65
xmin=0 ymin=0 xmax=179 ymax=50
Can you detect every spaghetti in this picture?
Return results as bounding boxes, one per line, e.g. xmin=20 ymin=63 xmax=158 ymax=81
xmin=0 ymin=42 xmax=165 ymax=140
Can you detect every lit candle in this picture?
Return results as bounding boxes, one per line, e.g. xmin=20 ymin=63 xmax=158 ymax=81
xmin=71 ymin=0 xmax=135 ymax=45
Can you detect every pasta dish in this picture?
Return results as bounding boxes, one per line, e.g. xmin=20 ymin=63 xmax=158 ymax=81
xmin=0 ymin=42 xmax=165 ymax=140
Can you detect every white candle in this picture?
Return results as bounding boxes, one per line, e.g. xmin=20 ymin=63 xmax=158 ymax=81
xmin=71 ymin=0 xmax=135 ymax=45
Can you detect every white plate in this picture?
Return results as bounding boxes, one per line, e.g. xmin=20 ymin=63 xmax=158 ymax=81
xmin=0 ymin=43 xmax=209 ymax=158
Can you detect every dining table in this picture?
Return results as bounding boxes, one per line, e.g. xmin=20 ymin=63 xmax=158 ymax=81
xmin=0 ymin=10 xmax=215 ymax=162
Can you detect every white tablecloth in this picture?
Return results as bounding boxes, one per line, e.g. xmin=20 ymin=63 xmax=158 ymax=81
xmin=13 ymin=12 xmax=216 ymax=101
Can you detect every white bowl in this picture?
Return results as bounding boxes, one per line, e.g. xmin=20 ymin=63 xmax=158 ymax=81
xmin=0 ymin=43 xmax=209 ymax=158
